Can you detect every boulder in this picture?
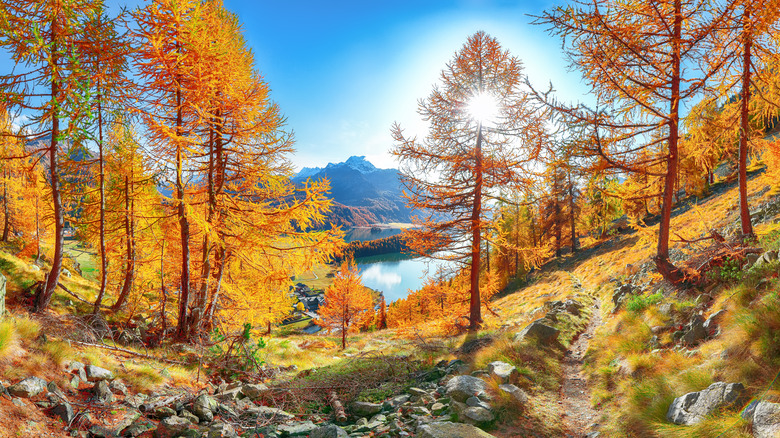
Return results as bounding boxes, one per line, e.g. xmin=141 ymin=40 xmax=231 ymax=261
xmin=416 ymin=421 xmax=496 ymax=438
xmin=50 ymin=402 xmax=75 ymax=424
xmin=514 ymin=319 xmax=560 ymax=344
xmin=350 ymin=401 xmax=382 ymax=417
xmin=445 ymin=375 xmax=488 ymax=402
xmin=208 ymin=422 xmax=238 ymax=438
xmin=703 ymin=310 xmax=726 ymax=337
xmin=91 ymin=380 xmax=114 ymax=405
xmin=192 ymin=394 xmax=219 ymax=422
xmin=109 ymin=380 xmax=128 ymax=396
xmin=241 ymin=383 xmax=268 ymax=400
xmin=752 ymin=250 xmax=778 ymax=270
xmin=179 ymin=409 xmax=199 ymax=424
xmin=154 ymin=416 xmax=192 ymax=438
xmin=498 ymin=383 xmax=528 ymax=404
xmin=240 ymin=405 xmax=295 ymax=422
xmin=680 ymin=316 xmax=707 ymax=346
xmin=752 ymin=401 xmax=780 ymax=438
xmin=88 ymin=426 xmax=115 ymax=438
xmin=666 ymin=382 xmax=744 ymax=425
xmin=277 ymin=420 xmax=317 ymax=437
xmin=85 ymin=365 xmax=114 ymax=382
xmin=8 ymin=377 xmax=48 ymax=398
xmin=461 ymin=406 xmax=495 ymax=425
xmin=122 ymin=420 xmax=156 ymax=437
xmin=66 ymin=361 xmax=88 ymax=382
xmin=486 ymin=361 xmax=519 ymax=384
xmin=310 ymin=424 xmax=349 ymax=438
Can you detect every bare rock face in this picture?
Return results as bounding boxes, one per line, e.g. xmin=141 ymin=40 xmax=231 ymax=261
xmin=666 ymin=382 xmax=744 ymax=425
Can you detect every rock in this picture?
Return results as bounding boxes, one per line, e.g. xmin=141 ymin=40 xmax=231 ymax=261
xmin=564 ymin=299 xmax=584 ymax=316
xmin=124 ymin=394 xmax=148 ymax=409
xmin=217 ymin=402 xmax=238 ymax=419
xmin=88 ymin=425 xmax=115 ymax=438
xmin=86 ymin=365 xmax=114 ymax=382
xmin=277 ymin=421 xmax=317 ymax=437
xmin=154 ymin=415 xmax=192 ymax=438
xmin=416 ymin=421 xmax=496 ymax=438
xmin=703 ymin=310 xmax=726 ymax=337
xmin=752 ymin=401 xmax=780 ymax=438
xmin=680 ymin=316 xmax=707 ymax=346
xmin=744 ymin=253 xmax=761 ymax=269
xmin=498 ymin=383 xmax=528 ymax=405
xmin=109 ymin=380 xmax=128 ymax=396
xmin=208 ymin=422 xmax=238 ymax=438
xmin=50 ymin=402 xmax=75 ymax=424
xmin=8 ymin=376 xmax=48 ymax=398
xmin=666 ymin=382 xmax=745 ymax=425
xmin=114 ymin=409 xmax=142 ymax=433
xmin=240 ymin=406 xmax=295 ymax=422
xmin=445 ymin=375 xmax=487 ymax=402
xmin=461 ymin=406 xmax=495 ymax=425
xmin=0 ymin=273 xmax=6 ymax=317
xmin=241 ymin=383 xmax=268 ymax=400
xmin=149 ymin=406 xmax=177 ymax=419
xmin=310 ymin=424 xmax=349 ymax=438
xmin=47 ymin=381 xmax=67 ymax=401
xmin=514 ymin=319 xmax=560 ymax=344
xmin=350 ymin=401 xmax=382 ymax=417
xmin=192 ymin=394 xmax=218 ymax=422
xmin=753 ymin=250 xmax=779 ymax=270
xmin=612 ymin=283 xmax=634 ymax=312
xmin=179 ymin=409 xmax=199 ymax=424
xmin=486 ymin=361 xmax=519 ymax=384
xmin=408 ymin=387 xmax=429 ymax=397
xmin=92 ymin=380 xmax=114 ymax=405
xmin=12 ymin=397 xmax=24 ymax=407
xmin=121 ymin=420 xmax=156 ymax=437
xmin=385 ymin=394 xmax=410 ymax=410
xmin=431 ymin=402 xmax=447 ymax=416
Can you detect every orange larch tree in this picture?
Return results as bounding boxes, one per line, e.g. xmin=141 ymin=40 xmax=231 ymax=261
xmin=316 ymin=261 xmax=373 ymax=349
xmin=392 ymin=31 xmax=546 ymax=331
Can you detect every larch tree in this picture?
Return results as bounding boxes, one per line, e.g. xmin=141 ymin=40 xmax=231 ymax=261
xmin=316 ymin=261 xmax=373 ymax=350
xmin=0 ymin=0 xmax=101 ymax=310
xmin=538 ymin=0 xmax=722 ymax=283
xmin=392 ymin=31 xmax=546 ymax=331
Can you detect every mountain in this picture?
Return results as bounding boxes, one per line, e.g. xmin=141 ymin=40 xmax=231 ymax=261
xmin=293 ymin=156 xmax=412 ymax=228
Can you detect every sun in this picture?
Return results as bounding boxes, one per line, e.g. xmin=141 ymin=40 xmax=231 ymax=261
xmin=466 ymin=92 xmax=500 ymax=124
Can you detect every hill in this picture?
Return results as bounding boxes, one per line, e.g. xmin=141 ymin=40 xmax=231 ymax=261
xmin=293 ymin=156 xmax=413 ymax=228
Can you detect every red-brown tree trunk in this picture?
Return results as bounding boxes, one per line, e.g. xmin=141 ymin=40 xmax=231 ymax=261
xmin=469 ymin=123 xmax=484 ymax=332
xmin=738 ymin=8 xmax=754 ymax=238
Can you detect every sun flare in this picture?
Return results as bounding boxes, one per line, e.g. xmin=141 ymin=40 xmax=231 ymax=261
xmin=466 ymin=92 xmax=500 ymax=124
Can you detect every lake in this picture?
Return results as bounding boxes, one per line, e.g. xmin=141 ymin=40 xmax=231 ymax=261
xmin=355 ymin=252 xmax=446 ymax=303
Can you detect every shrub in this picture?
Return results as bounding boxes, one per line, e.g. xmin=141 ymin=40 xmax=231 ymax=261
xmin=0 ymin=319 xmax=15 ymax=356
xmin=626 ymin=292 xmax=664 ymax=313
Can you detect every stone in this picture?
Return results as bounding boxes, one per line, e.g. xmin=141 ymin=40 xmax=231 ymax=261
xmin=416 ymin=421 xmax=496 ymax=438
xmin=277 ymin=421 xmax=317 ymax=437
xmin=430 ymin=402 xmax=447 ymax=416
xmin=12 ymin=397 xmax=24 ymax=407
xmin=350 ymin=401 xmax=382 ymax=417
xmin=498 ymin=383 xmax=528 ymax=404
xmin=208 ymin=422 xmax=238 ymax=438
xmin=86 ymin=365 xmax=114 ymax=382
xmin=179 ymin=409 xmax=199 ymax=424
xmin=154 ymin=416 xmax=192 ymax=438
xmin=114 ymin=409 xmax=142 ymax=433
xmin=465 ymin=396 xmax=491 ymax=410
xmin=385 ymin=394 xmax=410 ymax=409
xmin=241 ymin=383 xmax=268 ymax=400
xmin=88 ymin=426 xmax=115 ymax=438
xmin=7 ymin=376 xmax=48 ymax=398
xmin=752 ymin=401 xmax=780 ymax=438
xmin=192 ymin=394 xmax=218 ymax=423
xmin=0 ymin=273 xmax=6 ymax=317
xmin=149 ymin=406 xmax=177 ymax=420
xmin=445 ymin=375 xmax=488 ymax=402
xmin=680 ymin=316 xmax=707 ymax=346
xmin=218 ymin=402 xmax=238 ymax=419
xmin=47 ymin=381 xmax=67 ymax=401
xmin=514 ymin=319 xmax=560 ymax=344
xmin=486 ymin=361 xmax=519 ymax=384
xmin=121 ymin=420 xmax=156 ymax=437
xmin=703 ymin=310 xmax=726 ymax=338
xmin=92 ymin=380 xmax=114 ymax=405
xmin=124 ymin=393 xmax=147 ymax=409
xmin=50 ymin=402 xmax=75 ymax=424
xmin=461 ymin=406 xmax=495 ymax=425
xmin=240 ymin=406 xmax=295 ymax=422
xmin=752 ymin=250 xmax=778 ymax=269
xmin=408 ymin=387 xmax=429 ymax=397
xmin=109 ymin=380 xmax=128 ymax=396
xmin=214 ymin=387 xmax=242 ymax=402
xmin=666 ymin=382 xmax=745 ymax=425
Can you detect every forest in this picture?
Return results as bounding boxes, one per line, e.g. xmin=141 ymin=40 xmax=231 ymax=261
xmin=0 ymin=0 xmax=778 ymax=352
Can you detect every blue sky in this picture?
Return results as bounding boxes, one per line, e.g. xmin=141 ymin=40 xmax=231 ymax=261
xmin=4 ymin=0 xmax=591 ymax=171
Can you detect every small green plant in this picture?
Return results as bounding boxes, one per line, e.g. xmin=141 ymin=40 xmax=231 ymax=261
xmin=626 ymin=292 xmax=663 ymax=313
xmin=707 ymin=256 xmax=744 ymax=284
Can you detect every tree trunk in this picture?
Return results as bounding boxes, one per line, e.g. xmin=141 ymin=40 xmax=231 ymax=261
xmin=37 ymin=22 xmax=64 ymax=311
xmin=655 ymin=0 xmax=684 ymax=284
xmin=175 ymin=74 xmax=192 ymax=340
xmin=112 ymin=174 xmax=136 ymax=311
xmin=738 ymin=8 xmax=754 ymax=238
xmin=468 ymin=123 xmax=484 ymax=332
xmin=568 ymin=170 xmax=577 ymax=253
xmin=93 ymin=89 xmax=108 ymax=314
xmin=203 ymin=248 xmax=226 ymax=332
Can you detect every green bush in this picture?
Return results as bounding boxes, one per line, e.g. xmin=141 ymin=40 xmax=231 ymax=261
xmin=626 ymin=292 xmax=664 ymax=313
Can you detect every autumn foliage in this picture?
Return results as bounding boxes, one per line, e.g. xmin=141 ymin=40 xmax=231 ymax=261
xmin=316 ymin=261 xmax=374 ymax=349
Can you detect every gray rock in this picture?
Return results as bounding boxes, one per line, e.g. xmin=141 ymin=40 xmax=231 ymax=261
xmin=681 ymin=316 xmax=707 ymax=346
xmin=350 ymin=401 xmax=382 ymax=417
xmin=445 ymin=375 xmax=487 ymax=402
xmin=92 ymin=380 xmax=114 ymax=405
xmin=416 ymin=421 xmax=496 ymax=438
xmin=486 ymin=361 xmax=519 ymax=384
xmin=88 ymin=426 xmax=115 ymax=438
xmin=50 ymin=402 xmax=75 ymax=424
xmin=465 ymin=396 xmax=491 ymax=410
xmin=8 ymin=376 xmax=48 ymax=398
xmin=461 ymin=406 xmax=495 ymax=425
xmin=277 ymin=421 xmax=317 ymax=437
xmin=214 ymin=387 xmax=242 ymax=402
xmin=124 ymin=393 xmax=148 ymax=409
xmin=514 ymin=319 xmax=560 ymax=344
xmin=241 ymin=383 xmax=268 ymax=400
xmin=208 ymin=422 xmax=238 ymax=438
xmin=240 ymin=406 xmax=295 ymax=422
xmin=114 ymin=409 xmax=142 ymax=433
xmin=12 ymin=397 xmax=24 ymax=407
xmin=498 ymin=383 xmax=528 ymax=404
xmin=121 ymin=420 xmax=156 ymax=437
xmin=109 ymin=380 xmax=128 ymax=396
xmin=703 ymin=310 xmax=726 ymax=337
xmin=753 ymin=401 xmax=780 ymax=438
xmin=408 ymin=387 xmax=429 ymax=397
xmin=384 ymin=394 xmax=410 ymax=410
xmin=149 ymin=406 xmax=177 ymax=419
xmin=192 ymin=394 xmax=218 ymax=422
xmin=753 ymin=250 xmax=779 ymax=270
xmin=430 ymin=402 xmax=447 ymax=416
xmin=86 ymin=364 xmax=114 ymax=382
xmin=666 ymin=382 xmax=744 ymax=425
xmin=47 ymin=381 xmax=67 ymax=401
xmin=154 ymin=416 xmax=192 ymax=438
xmin=179 ymin=409 xmax=199 ymax=424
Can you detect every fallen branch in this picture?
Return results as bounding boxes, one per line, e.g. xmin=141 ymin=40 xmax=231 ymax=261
xmin=328 ymin=390 xmax=347 ymax=423
xmin=57 ymin=282 xmax=110 ymax=309
xmin=66 ymin=339 xmax=186 ymax=366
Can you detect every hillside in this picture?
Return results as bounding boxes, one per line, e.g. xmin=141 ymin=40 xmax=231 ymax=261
xmin=1 ymin=170 xmax=780 ymax=437
xmin=294 ymin=156 xmax=413 ymax=228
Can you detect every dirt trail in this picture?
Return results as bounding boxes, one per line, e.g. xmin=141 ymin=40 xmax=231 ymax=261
xmin=561 ymin=296 xmax=602 ymax=438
